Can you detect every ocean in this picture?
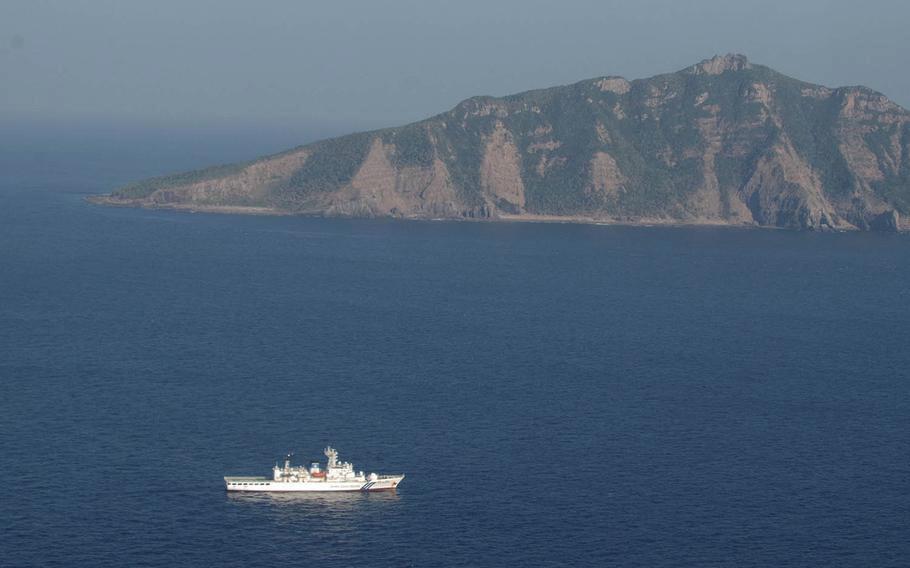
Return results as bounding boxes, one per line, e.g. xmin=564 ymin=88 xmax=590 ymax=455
xmin=1 ymin=121 xmax=909 ymax=567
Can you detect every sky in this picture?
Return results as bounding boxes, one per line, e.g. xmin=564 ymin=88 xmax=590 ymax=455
xmin=2 ymin=0 xmax=909 ymax=131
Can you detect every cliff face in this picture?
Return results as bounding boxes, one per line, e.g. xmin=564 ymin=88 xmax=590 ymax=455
xmin=103 ymin=54 xmax=910 ymax=231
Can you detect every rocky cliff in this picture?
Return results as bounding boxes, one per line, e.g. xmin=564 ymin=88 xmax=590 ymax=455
xmin=98 ymin=55 xmax=910 ymax=231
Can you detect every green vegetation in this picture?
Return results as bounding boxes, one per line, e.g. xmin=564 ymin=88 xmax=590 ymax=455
xmin=113 ymin=162 xmax=247 ymax=199
xmin=867 ymin=122 xmax=910 ymax=213
xmin=517 ymin=85 xmax=604 ymax=214
xmin=277 ymin=132 xmax=373 ymax=205
xmin=774 ymin=80 xmax=855 ymax=198
xmin=437 ymin=109 xmax=490 ymax=208
xmin=383 ymin=122 xmax=435 ymax=168
xmin=110 ymin=143 xmax=315 ymax=200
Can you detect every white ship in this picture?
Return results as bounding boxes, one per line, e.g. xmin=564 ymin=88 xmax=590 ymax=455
xmin=224 ymin=447 xmax=404 ymax=492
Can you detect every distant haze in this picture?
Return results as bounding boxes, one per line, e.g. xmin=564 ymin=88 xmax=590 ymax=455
xmin=2 ymin=0 xmax=909 ymax=128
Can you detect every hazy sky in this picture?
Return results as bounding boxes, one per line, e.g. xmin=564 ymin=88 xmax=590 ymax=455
xmin=2 ymin=0 xmax=909 ymax=129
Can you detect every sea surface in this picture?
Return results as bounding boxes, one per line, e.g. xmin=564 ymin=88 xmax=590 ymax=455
xmin=1 ymin=122 xmax=909 ymax=567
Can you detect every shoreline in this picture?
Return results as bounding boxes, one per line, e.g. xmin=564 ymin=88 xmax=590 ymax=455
xmin=86 ymin=195 xmax=292 ymax=216
xmin=86 ymin=195 xmax=907 ymax=233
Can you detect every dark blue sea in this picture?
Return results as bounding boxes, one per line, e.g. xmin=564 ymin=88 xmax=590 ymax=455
xmin=2 ymin=121 xmax=910 ymax=567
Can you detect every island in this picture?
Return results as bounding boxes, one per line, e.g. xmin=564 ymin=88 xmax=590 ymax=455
xmin=91 ymin=54 xmax=909 ymax=232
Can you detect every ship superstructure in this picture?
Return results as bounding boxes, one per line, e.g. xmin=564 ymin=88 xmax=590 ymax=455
xmin=225 ymin=447 xmax=404 ymax=492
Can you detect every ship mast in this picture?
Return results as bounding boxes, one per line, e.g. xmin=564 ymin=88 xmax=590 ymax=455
xmin=324 ymin=446 xmax=338 ymax=470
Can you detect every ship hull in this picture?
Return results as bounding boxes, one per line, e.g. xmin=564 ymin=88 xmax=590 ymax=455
xmin=224 ymin=476 xmax=403 ymax=492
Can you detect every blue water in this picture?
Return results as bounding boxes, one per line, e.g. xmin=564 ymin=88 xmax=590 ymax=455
xmin=2 ymin=124 xmax=910 ymax=567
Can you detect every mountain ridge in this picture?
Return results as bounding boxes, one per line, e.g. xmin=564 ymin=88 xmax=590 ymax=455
xmin=93 ymin=54 xmax=910 ymax=231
